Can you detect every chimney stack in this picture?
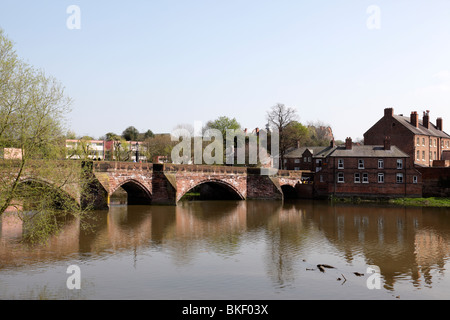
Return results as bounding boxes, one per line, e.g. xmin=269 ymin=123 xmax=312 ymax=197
xmin=437 ymin=117 xmax=443 ymax=131
xmin=345 ymin=137 xmax=352 ymax=150
xmin=384 ymin=108 xmax=394 ymax=118
xmin=410 ymin=111 xmax=418 ymax=127
xmin=423 ymin=110 xmax=430 ymax=129
xmin=384 ymin=136 xmax=391 ymax=150
xmin=330 ymin=139 xmax=336 ymax=148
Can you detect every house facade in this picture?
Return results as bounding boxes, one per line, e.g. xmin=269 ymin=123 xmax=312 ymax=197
xmin=314 ymin=137 xmax=422 ymax=198
xmin=66 ymin=139 xmax=105 ymax=160
xmin=284 ymin=146 xmax=330 ymax=171
xmin=364 ymin=108 xmax=450 ymax=167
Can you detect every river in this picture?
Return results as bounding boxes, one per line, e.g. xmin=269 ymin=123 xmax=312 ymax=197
xmin=1 ymin=199 xmax=450 ymax=300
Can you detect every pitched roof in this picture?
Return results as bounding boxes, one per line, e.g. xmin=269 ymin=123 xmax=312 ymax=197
xmin=284 ymin=146 xmax=331 ymax=158
xmin=328 ymin=145 xmax=409 ymax=158
xmin=393 ymin=115 xmax=450 ymax=139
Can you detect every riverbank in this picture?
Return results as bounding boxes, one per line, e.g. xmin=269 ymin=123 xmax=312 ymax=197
xmin=330 ymin=196 xmax=450 ymax=207
xmin=388 ymin=197 xmax=450 ymax=207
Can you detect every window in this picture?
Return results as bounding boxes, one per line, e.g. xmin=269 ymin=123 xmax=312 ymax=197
xmin=413 ymin=176 xmax=418 ymax=184
xmin=337 ymin=172 xmax=345 ymax=183
xmin=294 ymin=159 xmax=300 ymax=163
xmin=422 ymin=138 xmax=425 ymax=146
xmin=362 ymin=173 xmax=369 ymax=183
xmin=320 ymin=175 xmax=324 ymax=182
xmin=378 ymin=173 xmax=384 ymax=183
xmin=308 ymin=157 xmax=312 ymax=162
xmin=434 ymin=139 xmax=436 ymax=147
xmin=338 ymin=159 xmax=344 ymax=169
xmin=422 ymin=151 xmax=425 ymax=161
xmin=303 ymin=157 xmax=307 ymax=162
xmin=434 ymin=151 xmax=437 ymax=160
xmin=396 ymin=173 xmax=404 ymax=183
xmin=294 ymin=167 xmax=300 ymax=171
xmin=354 ymin=173 xmax=361 ymax=183
xmin=416 ymin=137 xmax=420 ymax=146
xmin=397 ymin=159 xmax=403 ymax=169
xmin=358 ymin=159 xmax=365 ymax=169
xmin=378 ymin=159 xmax=384 ymax=169
xmin=416 ymin=150 xmax=420 ymax=161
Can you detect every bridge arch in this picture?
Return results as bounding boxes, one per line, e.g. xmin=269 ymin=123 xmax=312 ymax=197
xmin=16 ymin=177 xmax=80 ymax=209
xmin=112 ymin=179 xmax=152 ymax=205
xmin=178 ymin=179 xmax=245 ymax=202
xmin=281 ymin=184 xmax=298 ymax=200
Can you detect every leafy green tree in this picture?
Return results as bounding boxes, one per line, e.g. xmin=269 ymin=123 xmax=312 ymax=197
xmin=203 ymin=116 xmax=242 ymax=165
xmin=0 ymin=28 xmax=94 ymax=243
xmin=283 ymin=121 xmax=309 ymax=150
xmin=122 ymin=126 xmax=139 ymax=141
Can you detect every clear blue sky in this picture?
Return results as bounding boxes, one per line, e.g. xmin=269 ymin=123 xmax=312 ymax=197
xmin=1 ymin=0 xmax=450 ymax=141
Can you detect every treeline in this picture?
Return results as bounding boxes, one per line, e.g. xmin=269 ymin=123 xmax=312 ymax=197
xmin=67 ymin=105 xmax=335 ymax=168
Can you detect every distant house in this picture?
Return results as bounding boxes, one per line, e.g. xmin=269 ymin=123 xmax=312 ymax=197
xmin=104 ymin=140 xmax=147 ymax=162
xmin=2 ymin=148 xmax=23 ymax=160
xmin=283 ymin=140 xmax=337 ymax=172
xmin=364 ymin=108 xmax=450 ymax=167
xmin=314 ymin=137 xmax=422 ymax=198
xmin=66 ymin=139 xmax=105 ymax=160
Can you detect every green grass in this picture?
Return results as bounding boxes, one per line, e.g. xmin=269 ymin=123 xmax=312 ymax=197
xmin=388 ymin=197 xmax=450 ymax=207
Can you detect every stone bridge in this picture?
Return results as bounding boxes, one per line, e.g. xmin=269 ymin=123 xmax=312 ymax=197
xmin=1 ymin=160 xmax=310 ymax=210
xmin=91 ymin=162 xmax=310 ymax=208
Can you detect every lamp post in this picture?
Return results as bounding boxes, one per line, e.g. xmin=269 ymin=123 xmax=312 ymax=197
xmin=135 ymin=142 xmax=139 ymax=162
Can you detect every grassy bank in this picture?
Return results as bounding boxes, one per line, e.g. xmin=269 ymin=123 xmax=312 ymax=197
xmin=388 ymin=197 xmax=450 ymax=207
xmin=330 ymin=196 xmax=450 ymax=207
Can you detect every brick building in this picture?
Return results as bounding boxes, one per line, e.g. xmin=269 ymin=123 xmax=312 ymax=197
xmin=284 ymin=146 xmax=330 ymax=171
xmin=314 ymin=137 xmax=422 ymax=198
xmin=364 ymin=108 xmax=450 ymax=167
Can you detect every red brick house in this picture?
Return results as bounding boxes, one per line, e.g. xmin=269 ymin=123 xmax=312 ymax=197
xmin=314 ymin=137 xmax=422 ymax=198
xmin=364 ymin=108 xmax=450 ymax=167
xmin=284 ymin=146 xmax=332 ymax=171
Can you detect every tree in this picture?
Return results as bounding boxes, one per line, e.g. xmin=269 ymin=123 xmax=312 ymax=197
xmin=283 ymin=121 xmax=309 ymax=150
xmin=306 ymin=121 xmax=334 ymax=146
xmin=105 ymin=132 xmax=120 ymax=141
xmin=0 ymin=28 xmax=93 ymax=243
xmin=203 ymin=116 xmax=242 ymax=165
xmin=143 ymin=134 xmax=177 ymax=163
xmin=122 ymin=126 xmax=139 ymax=141
xmin=143 ymin=129 xmax=154 ymax=139
xmin=266 ymin=103 xmax=299 ymax=169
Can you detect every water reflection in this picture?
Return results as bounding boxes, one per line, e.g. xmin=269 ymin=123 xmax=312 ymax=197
xmin=1 ymin=200 xmax=450 ymax=298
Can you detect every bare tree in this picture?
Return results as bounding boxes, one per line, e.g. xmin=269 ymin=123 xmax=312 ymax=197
xmin=266 ymin=103 xmax=299 ymax=169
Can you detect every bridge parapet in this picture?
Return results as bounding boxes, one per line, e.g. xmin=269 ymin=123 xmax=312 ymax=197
xmin=93 ymin=161 xmax=153 ymax=172
xmin=163 ymin=163 xmax=247 ymax=175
